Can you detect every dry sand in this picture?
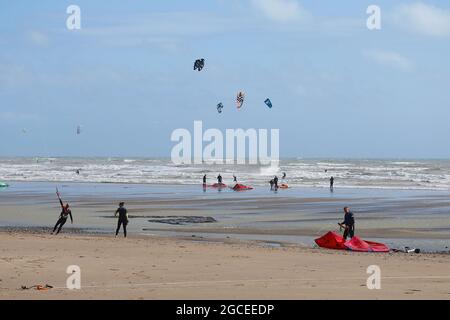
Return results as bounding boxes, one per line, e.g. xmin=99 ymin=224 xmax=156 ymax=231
xmin=1 ymin=232 xmax=449 ymax=300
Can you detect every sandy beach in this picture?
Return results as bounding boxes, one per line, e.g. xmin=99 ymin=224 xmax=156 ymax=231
xmin=1 ymin=231 xmax=449 ymax=300
xmin=1 ymin=182 xmax=450 ymax=299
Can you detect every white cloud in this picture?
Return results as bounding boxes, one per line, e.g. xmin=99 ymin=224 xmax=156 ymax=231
xmin=250 ymin=0 xmax=310 ymax=23
xmin=28 ymin=31 xmax=49 ymax=46
xmin=392 ymin=2 xmax=450 ymax=37
xmin=364 ymin=50 xmax=413 ymax=72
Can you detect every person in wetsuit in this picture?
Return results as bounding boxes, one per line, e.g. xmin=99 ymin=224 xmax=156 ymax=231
xmin=203 ymin=174 xmax=207 ymax=185
xmin=233 ymin=175 xmax=237 ymax=183
xmin=282 ymin=172 xmax=286 ymax=179
xmin=52 ymin=190 xmax=73 ymax=235
xmin=273 ymin=176 xmax=279 ymax=190
xmin=115 ymin=202 xmax=128 ymax=238
xmin=269 ymin=179 xmax=274 ymax=190
xmin=217 ymin=174 xmax=223 ymax=184
xmin=339 ymin=207 xmax=355 ymax=240
xmin=330 ymin=176 xmax=334 ymax=191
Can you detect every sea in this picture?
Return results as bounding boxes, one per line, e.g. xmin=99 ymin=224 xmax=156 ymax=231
xmin=1 ymin=157 xmax=450 ymax=190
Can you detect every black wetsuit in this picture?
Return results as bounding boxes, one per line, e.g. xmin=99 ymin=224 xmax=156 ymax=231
xmin=115 ymin=206 xmax=128 ymax=238
xmin=273 ymin=177 xmax=279 ymax=189
xmin=233 ymin=176 xmax=237 ymax=182
xmin=330 ymin=177 xmax=334 ymax=190
xmin=53 ymin=199 xmax=73 ymax=235
xmin=342 ymin=211 xmax=355 ymax=240
xmin=217 ymin=175 xmax=222 ymax=183
xmin=203 ymin=175 xmax=207 ymax=184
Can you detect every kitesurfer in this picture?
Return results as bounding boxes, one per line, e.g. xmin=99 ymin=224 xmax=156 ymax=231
xmin=330 ymin=176 xmax=334 ymax=191
xmin=233 ymin=175 xmax=237 ymax=183
xmin=273 ymin=176 xmax=279 ymax=190
xmin=115 ymin=202 xmax=128 ymax=238
xmin=203 ymin=174 xmax=207 ymax=185
xmin=217 ymin=174 xmax=223 ymax=184
xmin=52 ymin=189 xmax=73 ymax=235
xmin=269 ymin=179 xmax=274 ymax=190
xmin=339 ymin=207 xmax=355 ymax=240
xmin=282 ymin=172 xmax=286 ymax=179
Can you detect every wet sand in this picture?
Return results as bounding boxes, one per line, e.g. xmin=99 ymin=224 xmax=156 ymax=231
xmin=1 ymin=182 xmax=450 ymax=252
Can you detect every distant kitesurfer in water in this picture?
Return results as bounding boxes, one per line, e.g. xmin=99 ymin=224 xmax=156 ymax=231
xmin=282 ymin=172 xmax=286 ymax=179
xmin=273 ymin=176 xmax=279 ymax=190
xmin=52 ymin=189 xmax=73 ymax=235
xmin=115 ymin=202 xmax=128 ymax=238
xmin=233 ymin=175 xmax=237 ymax=183
xmin=339 ymin=207 xmax=355 ymax=240
xmin=76 ymin=169 xmax=80 ymax=175
xmin=217 ymin=174 xmax=223 ymax=184
xmin=330 ymin=176 xmax=334 ymax=191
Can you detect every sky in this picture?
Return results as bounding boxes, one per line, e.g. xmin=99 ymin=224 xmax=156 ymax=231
xmin=0 ymin=0 xmax=450 ymax=158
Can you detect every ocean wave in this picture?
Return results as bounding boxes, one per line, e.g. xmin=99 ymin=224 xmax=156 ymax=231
xmin=1 ymin=158 xmax=450 ymax=191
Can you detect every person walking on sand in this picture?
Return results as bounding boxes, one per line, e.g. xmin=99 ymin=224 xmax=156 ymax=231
xmin=52 ymin=189 xmax=73 ymax=235
xmin=115 ymin=202 xmax=128 ymax=238
xmin=339 ymin=207 xmax=355 ymax=240
xmin=330 ymin=176 xmax=334 ymax=191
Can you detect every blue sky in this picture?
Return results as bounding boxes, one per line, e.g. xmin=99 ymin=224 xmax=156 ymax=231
xmin=1 ymin=0 xmax=450 ymax=158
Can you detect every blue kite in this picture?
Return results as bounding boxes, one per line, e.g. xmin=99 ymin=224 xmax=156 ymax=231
xmin=264 ymin=98 xmax=273 ymax=108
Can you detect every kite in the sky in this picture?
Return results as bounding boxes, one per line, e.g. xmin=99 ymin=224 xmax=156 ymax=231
xmin=236 ymin=91 xmax=245 ymax=109
xmin=264 ymin=98 xmax=273 ymax=108
xmin=217 ymin=102 xmax=224 ymax=114
xmin=193 ymin=59 xmax=205 ymax=71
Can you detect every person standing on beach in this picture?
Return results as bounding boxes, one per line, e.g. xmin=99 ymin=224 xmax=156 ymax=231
xmin=217 ymin=174 xmax=223 ymax=184
xmin=269 ymin=179 xmax=274 ymax=190
xmin=273 ymin=176 xmax=279 ymax=190
xmin=203 ymin=174 xmax=207 ymax=186
xmin=330 ymin=176 xmax=334 ymax=191
xmin=115 ymin=202 xmax=128 ymax=238
xmin=339 ymin=207 xmax=355 ymax=240
xmin=52 ymin=189 xmax=73 ymax=235
xmin=233 ymin=175 xmax=237 ymax=183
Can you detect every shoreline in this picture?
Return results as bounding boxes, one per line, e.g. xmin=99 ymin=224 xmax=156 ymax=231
xmin=2 ymin=179 xmax=450 ymax=192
